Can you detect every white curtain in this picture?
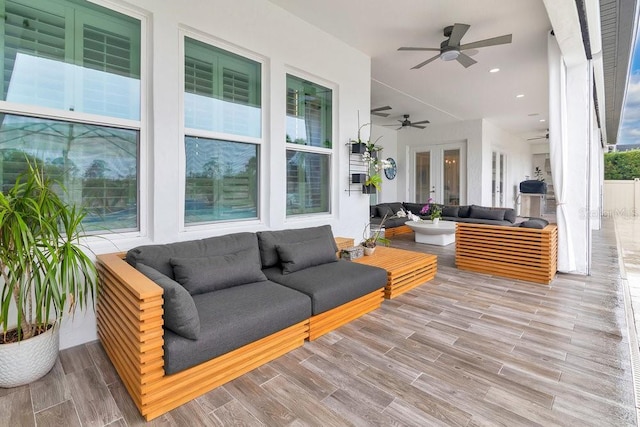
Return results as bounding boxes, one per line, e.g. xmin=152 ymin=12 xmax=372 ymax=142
xmin=548 ymin=33 xmax=576 ymax=272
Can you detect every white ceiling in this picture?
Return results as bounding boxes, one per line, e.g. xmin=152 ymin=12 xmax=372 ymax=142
xmin=268 ymin=0 xmax=552 ymax=140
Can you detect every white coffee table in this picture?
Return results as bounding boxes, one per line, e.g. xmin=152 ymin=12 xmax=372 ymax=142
xmin=406 ymin=220 xmax=457 ymax=246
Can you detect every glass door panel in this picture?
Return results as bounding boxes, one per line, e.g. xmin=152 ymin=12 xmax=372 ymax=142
xmin=415 ymin=151 xmax=431 ymax=202
xmin=443 ymin=149 xmax=460 ymax=205
xmin=492 ymin=151 xmax=506 ymax=207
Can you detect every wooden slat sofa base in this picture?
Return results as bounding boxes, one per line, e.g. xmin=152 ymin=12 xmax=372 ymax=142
xmin=308 ymin=289 xmax=384 ymax=340
xmin=384 ymin=224 xmax=413 ymax=237
xmin=96 ymin=253 xmax=310 ymax=421
xmin=455 ymin=223 xmax=558 ymax=284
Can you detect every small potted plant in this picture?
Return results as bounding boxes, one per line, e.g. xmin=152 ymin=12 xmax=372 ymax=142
xmin=0 ymin=160 xmax=98 ymax=387
xmin=361 ymin=214 xmax=391 ymax=255
xmin=420 ymin=198 xmax=442 ymax=224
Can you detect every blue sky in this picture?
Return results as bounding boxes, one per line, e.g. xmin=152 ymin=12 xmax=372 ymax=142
xmin=617 ymin=27 xmax=640 ymax=145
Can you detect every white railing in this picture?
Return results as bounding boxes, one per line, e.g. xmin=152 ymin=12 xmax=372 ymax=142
xmin=603 ymin=179 xmax=640 ymax=217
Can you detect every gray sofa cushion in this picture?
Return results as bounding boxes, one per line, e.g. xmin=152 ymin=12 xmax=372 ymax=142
xmin=264 ymin=260 xmax=387 ymax=315
xmin=458 ymin=205 xmax=471 ymax=218
xmin=135 ymin=263 xmax=200 ymax=340
xmin=455 ymin=217 xmax=515 ymax=226
xmin=170 ymin=248 xmax=267 ymax=295
xmin=403 ymin=202 xmax=425 ymax=215
xmin=442 ymin=206 xmax=459 ymax=217
xmin=277 ymin=236 xmax=337 ymax=275
xmin=376 ymin=203 xmax=395 ymax=218
xmin=469 ymin=205 xmax=506 ymax=221
xmin=126 ymin=232 xmax=260 ymax=279
xmin=257 ymin=225 xmax=338 ymax=268
xmin=371 ymin=216 xmax=408 ymax=228
xmin=163 ymin=281 xmax=311 ymax=374
xmin=503 ymin=208 xmax=517 ymax=223
xmin=520 ymin=218 xmax=549 ymax=229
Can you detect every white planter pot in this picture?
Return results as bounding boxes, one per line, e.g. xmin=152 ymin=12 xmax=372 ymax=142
xmin=0 ymin=325 xmax=59 ymax=388
xmin=432 ymin=218 xmax=440 ymax=225
xmin=363 ymin=246 xmax=376 ymax=256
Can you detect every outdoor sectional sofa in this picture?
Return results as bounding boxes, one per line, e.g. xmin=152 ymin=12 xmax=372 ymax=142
xmin=96 ymin=225 xmax=387 ymax=420
xmin=370 ymin=202 xmax=522 ymax=235
xmin=370 ymin=202 xmax=558 ymax=284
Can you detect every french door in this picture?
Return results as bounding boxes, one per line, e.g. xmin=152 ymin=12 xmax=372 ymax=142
xmin=492 ymin=151 xmax=507 ymax=207
xmin=410 ymin=142 xmax=466 ymax=205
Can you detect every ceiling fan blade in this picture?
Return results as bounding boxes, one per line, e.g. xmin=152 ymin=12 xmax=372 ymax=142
xmin=371 ymin=106 xmax=392 ymax=112
xmin=382 ymin=124 xmax=399 ymax=127
xmin=411 ymin=54 xmax=440 ymax=69
xmin=411 ymin=120 xmax=430 ymax=125
xmin=410 ymin=124 xmax=427 ymax=129
xmin=460 ymin=34 xmax=512 ymax=50
xmin=398 ymin=47 xmax=441 ymax=51
xmin=456 ymin=53 xmax=477 ymax=68
xmin=448 ymin=23 xmax=471 ymax=46
xmin=372 ymin=112 xmax=390 ymax=117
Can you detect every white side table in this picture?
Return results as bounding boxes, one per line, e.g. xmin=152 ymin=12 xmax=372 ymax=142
xmin=406 ymin=220 xmax=456 ymax=246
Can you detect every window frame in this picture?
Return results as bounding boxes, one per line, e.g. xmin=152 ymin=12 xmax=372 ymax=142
xmin=179 ymin=28 xmax=266 ymax=232
xmin=284 ymin=71 xmax=336 ymax=220
xmin=0 ymin=0 xmax=148 ymax=240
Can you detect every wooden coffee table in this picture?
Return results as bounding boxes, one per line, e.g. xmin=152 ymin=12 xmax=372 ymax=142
xmin=353 ymin=246 xmax=437 ymax=299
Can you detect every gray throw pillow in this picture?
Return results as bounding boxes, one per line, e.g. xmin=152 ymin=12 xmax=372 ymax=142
xmin=171 ymin=247 xmax=267 ymax=295
xmin=276 ymin=236 xmax=338 ymax=274
xmin=376 ymin=204 xmax=395 ymax=218
xmin=503 ymin=209 xmax=517 ymax=223
xmin=457 ymin=205 xmax=471 ymax=218
xmin=520 ymin=218 xmax=549 ymax=229
xmin=442 ymin=206 xmax=459 ymax=217
xmin=469 ymin=205 xmax=506 ymax=221
xmin=135 ymin=263 xmax=200 ymax=340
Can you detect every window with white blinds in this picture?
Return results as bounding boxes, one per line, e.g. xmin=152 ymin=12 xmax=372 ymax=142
xmin=184 ymin=37 xmax=261 ymax=138
xmin=183 ymin=36 xmax=261 ymax=225
xmin=1 ymin=0 xmax=141 ymax=120
xmin=285 ymin=74 xmax=332 ymax=216
xmin=0 ymin=0 xmax=142 ymax=233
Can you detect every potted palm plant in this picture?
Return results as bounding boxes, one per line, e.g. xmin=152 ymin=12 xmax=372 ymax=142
xmin=0 ymin=160 xmax=97 ymax=387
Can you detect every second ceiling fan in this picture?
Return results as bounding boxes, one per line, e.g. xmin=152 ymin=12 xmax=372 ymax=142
xmin=384 ymin=114 xmax=430 ymax=130
xmin=398 ymin=23 xmax=512 ymax=69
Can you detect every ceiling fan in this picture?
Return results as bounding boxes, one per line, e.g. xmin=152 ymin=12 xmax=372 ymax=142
xmin=527 ymin=131 xmax=549 ymax=141
xmin=371 ymin=106 xmax=392 ymax=117
xmin=384 ymin=114 xmax=430 ymax=130
xmin=398 ymin=23 xmax=512 ymax=69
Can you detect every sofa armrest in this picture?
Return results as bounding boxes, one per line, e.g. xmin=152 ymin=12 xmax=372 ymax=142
xmin=96 ymin=253 xmax=165 ymax=409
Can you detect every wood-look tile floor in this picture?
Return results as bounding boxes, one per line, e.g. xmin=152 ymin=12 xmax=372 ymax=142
xmin=1 ymin=219 xmax=636 ymax=426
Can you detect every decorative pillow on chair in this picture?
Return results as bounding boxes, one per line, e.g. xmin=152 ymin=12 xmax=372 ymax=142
xmin=276 ymin=236 xmax=338 ymax=274
xmin=520 ymin=218 xmax=549 ymax=229
xmin=136 ymin=263 xmax=200 ymax=340
xmin=171 ymin=247 xmax=267 ymax=295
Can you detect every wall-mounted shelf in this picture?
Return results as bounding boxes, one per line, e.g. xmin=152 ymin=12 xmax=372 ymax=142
xmin=346 ymin=142 xmax=368 ymax=196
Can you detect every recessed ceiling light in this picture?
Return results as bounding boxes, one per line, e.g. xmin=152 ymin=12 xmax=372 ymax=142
xmin=539 ymin=119 xmax=546 ymax=122
xmin=516 ymin=94 xmax=525 ymax=98
xmin=489 ymin=68 xmax=500 ymax=73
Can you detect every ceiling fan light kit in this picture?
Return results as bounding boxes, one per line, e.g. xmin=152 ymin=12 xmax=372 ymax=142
xmin=398 ymin=22 xmax=512 ymax=69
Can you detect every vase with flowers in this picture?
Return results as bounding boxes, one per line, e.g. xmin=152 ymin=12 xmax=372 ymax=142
xmin=420 ymin=198 xmax=442 ymax=224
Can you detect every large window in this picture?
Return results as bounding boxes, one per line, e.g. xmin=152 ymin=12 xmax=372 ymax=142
xmin=0 ymin=0 xmax=142 ymax=233
xmin=286 ymin=75 xmax=331 ymax=216
xmin=184 ymin=37 xmax=261 ymax=225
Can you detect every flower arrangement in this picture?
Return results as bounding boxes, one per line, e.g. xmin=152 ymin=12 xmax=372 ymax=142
xmin=420 ymin=197 xmax=442 ymax=220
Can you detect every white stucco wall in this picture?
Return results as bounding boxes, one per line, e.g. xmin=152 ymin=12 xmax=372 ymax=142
xmin=61 ymin=0 xmax=372 ymax=349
